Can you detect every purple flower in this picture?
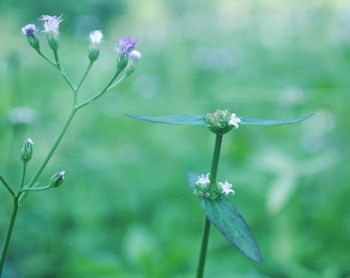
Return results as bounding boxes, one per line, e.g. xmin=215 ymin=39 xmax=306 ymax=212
xmin=117 ymin=37 xmax=137 ymax=55
xmin=21 ymin=24 xmax=37 ymax=37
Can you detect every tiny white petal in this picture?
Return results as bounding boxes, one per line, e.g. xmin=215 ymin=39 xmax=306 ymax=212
xmin=196 ymin=173 xmax=210 ymax=189
xmin=229 ymin=113 xmax=241 ymax=128
xmin=218 ymin=180 xmax=235 ymax=196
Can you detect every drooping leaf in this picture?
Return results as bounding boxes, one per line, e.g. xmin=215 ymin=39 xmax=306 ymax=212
xmin=240 ymin=113 xmax=313 ymax=126
xmin=126 ymin=114 xmax=207 ymax=126
xmin=201 ymin=197 xmax=263 ymax=263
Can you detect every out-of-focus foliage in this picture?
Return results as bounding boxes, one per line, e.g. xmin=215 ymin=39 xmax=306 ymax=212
xmin=0 ymin=0 xmax=349 ymax=277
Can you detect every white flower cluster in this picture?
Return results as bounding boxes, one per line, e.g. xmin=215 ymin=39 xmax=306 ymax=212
xmin=194 ymin=173 xmax=235 ymax=200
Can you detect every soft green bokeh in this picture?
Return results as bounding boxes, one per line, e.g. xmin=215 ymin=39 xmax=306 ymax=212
xmin=0 ymin=0 xmax=349 ymax=277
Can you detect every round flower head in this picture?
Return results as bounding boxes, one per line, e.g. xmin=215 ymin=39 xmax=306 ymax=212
xmin=21 ymin=24 xmax=40 ymax=49
xmin=21 ymin=24 xmax=37 ymax=37
xmin=39 ymin=15 xmax=63 ymax=39
xmin=206 ymin=109 xmax=241 ymax=134
xmin=89 ymin=30 xmax=103 ymax=46
xmin=117 ymin=37 xmax=137 ymax=55
xmin=116 ymin=37 xmax=137 ymax=71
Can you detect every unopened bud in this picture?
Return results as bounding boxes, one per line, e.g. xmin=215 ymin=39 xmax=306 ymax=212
xmin=21 ymin=138 xmax=33 ymax=163
xmin=88 ymin=30 xmax=103 ymax=62
xmin=21 ymin=24 xmax=40 ymax=50
xmin=49 ymin=171 xmax=65 ymax=188
xmin=125 ymin=50 xmax=142 ymax=76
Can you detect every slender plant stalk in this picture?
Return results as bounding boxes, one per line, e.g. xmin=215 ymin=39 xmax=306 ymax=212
xmin=196 ymin=134 xmax=223 ymax=278
xmin=0 ymin=198 xmax=19 ymax=276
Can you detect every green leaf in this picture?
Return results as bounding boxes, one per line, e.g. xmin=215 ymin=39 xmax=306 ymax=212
xmin=201 ymin=197 xmax=263 ymax=263
xmin=126 ymin=114 xmax=208 ymax=126
xmin=240 ymin=113 xmax=313 ymax=126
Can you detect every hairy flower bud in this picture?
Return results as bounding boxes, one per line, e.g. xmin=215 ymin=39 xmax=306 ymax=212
xmin=21 ymin=24 xmax=40 ymax=50
xmin=125 ymin=50 xmax=142 ymax=76
xmin=116 ymin=37 xmax=137 ymax=71
xmin=88 ymin=30 xmax=103 ymax=62
xmin=205 ymin=109 xmax=241 ymax=134
xmin=49 ymin=171 xmax=65 ymax=188
xmin=21 ymin=138 xmax=33 ymax=163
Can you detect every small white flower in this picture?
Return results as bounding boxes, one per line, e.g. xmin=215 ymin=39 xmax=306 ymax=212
xmin=229 ymin=113 xmax=241 ymax=128
xmin=89 ymin=30 xmax=103 ymax=46
xmin=218 ymin=180 xmax=235 ymax=196
xmin=40 ymin=15 xmax=63 ymax=38
xmin=196 ymin=173 xmax=210 ymax=189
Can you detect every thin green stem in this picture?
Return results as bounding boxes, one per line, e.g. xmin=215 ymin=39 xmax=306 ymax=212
xmin=197 ymin=217 xmax=211 ymax=278
xmin=19 ymin=109 xmax=77 ymax=203
xmin=0 ymin=174 xmax=15 ymax=197
xmin=36 ymin=50 xmax=56 ymax=67
xmin=106 ymin=73 xmax=127 ymax=92
xmin=18 ymin=163 xmax=27 ymax=191
xmin=37 ymin=49 xmax=77 ymax=92
xmin=0 ymin=197 xmax=19 ymax=276
xmin=21 ymin=185 xmax=51 ymax=192
xmin=75 ymin=69 xmax=122 ymax=110
xmin=53 ymin=49 xmax=61 ymax=70
xmin=76 ymin=61 xmax=94 ymax=92
xmin=196 ymin=133 xmax=223 ymax=278
xmin=210 ymin=134 xmax=223 ymax=184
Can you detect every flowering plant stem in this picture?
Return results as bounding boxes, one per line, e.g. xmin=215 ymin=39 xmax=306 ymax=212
xmin=0 ymin=50 xmax=121 ymax=276
xmin=197 ymin=134 xmax=223 ymax=278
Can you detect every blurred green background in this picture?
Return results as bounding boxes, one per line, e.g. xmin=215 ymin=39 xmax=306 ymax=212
xmin=0 ymin=0 xmax=349 ymax=277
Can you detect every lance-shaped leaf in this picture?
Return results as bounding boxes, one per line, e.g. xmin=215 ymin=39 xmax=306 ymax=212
xmin=126 ymin=113 xmax=313 ymax=128
xmin=202 ymin=197 xmax=263 ymax=263
xmin=240 ymin=113 xmax=313 ymax=126
xmin=126 ymin=114 xmax=207 ymax=126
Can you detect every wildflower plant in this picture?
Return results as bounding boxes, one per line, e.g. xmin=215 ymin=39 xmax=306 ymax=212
xmin=127 ymin=110 xmax=312 ymax=277
xmin=0 ymin=15 xmax=141 ymax=275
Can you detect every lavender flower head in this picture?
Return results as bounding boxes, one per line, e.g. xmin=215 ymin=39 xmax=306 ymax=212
xmin=21 ymin=24 xmax=37 ymax=37
xmin=39 ymin=15 xmax=63 ymax=38
xmin=117 ymin=37 xmax=137 ymax=55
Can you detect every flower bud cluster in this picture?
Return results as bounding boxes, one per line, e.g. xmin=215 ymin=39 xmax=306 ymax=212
xmin=22 ymin=16 xmax=142 ymax=74
xmin=193 ymin=173 xmax=235 ymax=200
xmin=116 ymin=37 xmax=142 ymax=73
xmin=205 ymin=110 xmax=241 ymax=134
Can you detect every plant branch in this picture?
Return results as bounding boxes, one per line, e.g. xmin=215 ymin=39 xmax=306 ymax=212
xmin=75 ymin=69 xmax=122 ymax=110
xmin=0 ymin=174 xmax=15 ymax=197
xmin=76 ymin=61 xmax=94 ymax=92
xmin=0 ymin=197 xmax=19 ymax=275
